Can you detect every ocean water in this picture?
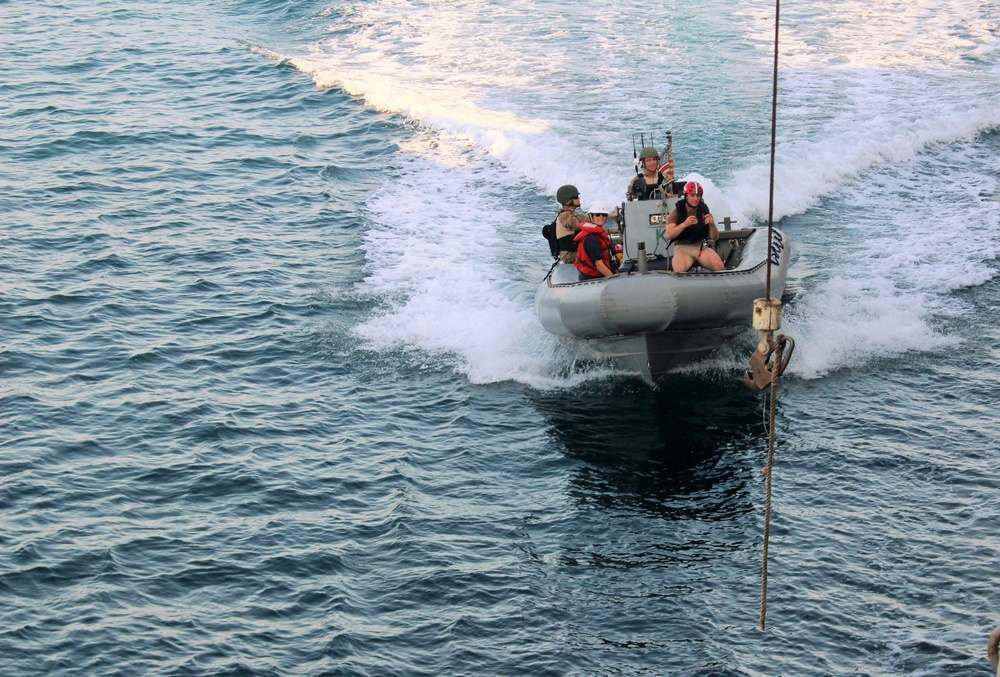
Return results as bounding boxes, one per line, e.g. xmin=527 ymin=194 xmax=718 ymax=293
xmin=2 ymin=1 xmax=999 ymax=675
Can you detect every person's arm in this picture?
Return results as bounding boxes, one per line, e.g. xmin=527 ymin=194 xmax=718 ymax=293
xmin=704 ymin=212 xmax=719 ymax=240
xmin=607 ymin=209 xmax=621 ymax=234
xmin=595 ymin=260 xmax=614 ymax=278
xmin=664 ymin=208 xmax=695 ymax=240
xmin=625 ymin=177 xmax=639 ymax=200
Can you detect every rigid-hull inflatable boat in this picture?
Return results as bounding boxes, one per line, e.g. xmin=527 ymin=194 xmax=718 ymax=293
xmin=536 ymin=187 xmax=789 ymax=384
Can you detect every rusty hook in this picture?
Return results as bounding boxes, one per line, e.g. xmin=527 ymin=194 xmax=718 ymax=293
xmin=744 ymin=334 xmax=795 ymax=392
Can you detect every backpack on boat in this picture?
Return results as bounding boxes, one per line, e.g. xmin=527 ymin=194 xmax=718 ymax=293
xmin=542 ymin=217 xmax=559 ymax=257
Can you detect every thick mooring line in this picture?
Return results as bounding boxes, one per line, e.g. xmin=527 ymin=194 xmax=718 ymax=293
xmin=759 ymin=343 xmax=784 ymax=631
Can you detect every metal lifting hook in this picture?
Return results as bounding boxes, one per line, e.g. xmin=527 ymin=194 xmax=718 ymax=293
xmin=745 ymin=333 xmax=794 ymax=392
xmin=743 ymin=334 xmax=795 ymax=393
xmin=744 ymin=298 xmax=794 ymax=392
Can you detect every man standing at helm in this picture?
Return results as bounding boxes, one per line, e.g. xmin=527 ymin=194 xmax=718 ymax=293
xmin=665 ymin=181 xmax=725 ymax=273
xmin=554 ymin=184 xmax=588 ymax=263
xmin=626 ymin=146 xmax=675 ymax=201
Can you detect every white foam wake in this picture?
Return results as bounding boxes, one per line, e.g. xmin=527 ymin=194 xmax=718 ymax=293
xmin=258 ymin=0 xmax=1000 ymax=384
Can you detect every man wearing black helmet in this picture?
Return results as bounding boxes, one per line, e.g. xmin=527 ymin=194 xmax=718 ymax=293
xmin=665 ymin=181 xmax=725 ymax=273
xmin=626 ymin=146 xmax=675 ymax=201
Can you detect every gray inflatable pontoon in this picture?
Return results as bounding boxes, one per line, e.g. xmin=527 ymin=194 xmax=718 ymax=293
xmin=536 ymin=189 xmax=790 ymax=384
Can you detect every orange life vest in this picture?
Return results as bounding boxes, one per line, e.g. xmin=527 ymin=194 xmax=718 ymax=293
xmin=574 ymin=223 xmax=612 ymax=278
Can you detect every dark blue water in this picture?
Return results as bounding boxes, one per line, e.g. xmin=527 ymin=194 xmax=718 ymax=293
xmin=3 ymin=1 xmax=999 ymax=675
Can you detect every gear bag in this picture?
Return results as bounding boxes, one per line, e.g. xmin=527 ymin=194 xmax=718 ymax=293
xmin=542 ymin=218 xmax=559 ymax=257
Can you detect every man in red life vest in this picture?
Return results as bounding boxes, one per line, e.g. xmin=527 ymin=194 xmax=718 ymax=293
xmin=664 ymin=181 xmax=725 ymax=273
xmin=574 ymin=203 xmax=618 ymax=280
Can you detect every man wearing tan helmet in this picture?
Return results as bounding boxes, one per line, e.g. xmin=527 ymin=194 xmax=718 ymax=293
xmin=626 ymin=146 xmax=675 ymax=201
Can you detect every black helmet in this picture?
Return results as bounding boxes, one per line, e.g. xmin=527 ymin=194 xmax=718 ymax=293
xmin=556 ymin=184 xmax=580 ymax=205
xmin=638 ymin=146 xmax=660 ymax=161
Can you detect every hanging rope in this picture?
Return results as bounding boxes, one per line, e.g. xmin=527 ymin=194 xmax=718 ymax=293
xmin=746 ymin=0 xmax=795 ymax=632
xmin=764 ymin=0 xmax=781 ymax=302
xmin=758 ymin=334 xmax=793 ymax=631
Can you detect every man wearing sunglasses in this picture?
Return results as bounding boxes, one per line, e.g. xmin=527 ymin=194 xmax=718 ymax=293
xmin=574 ymin=203 xmax=619 ymax=280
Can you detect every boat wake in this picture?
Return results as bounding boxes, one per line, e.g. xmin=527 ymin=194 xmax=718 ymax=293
xmin=254 ymin=0 xmax=1000 ymax=386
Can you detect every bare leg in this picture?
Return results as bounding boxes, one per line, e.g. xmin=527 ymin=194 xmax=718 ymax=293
xmin=698 ymin=248 xmax=725 ymax=271
xmin=672 ymin=252 xmax=695 ymax=273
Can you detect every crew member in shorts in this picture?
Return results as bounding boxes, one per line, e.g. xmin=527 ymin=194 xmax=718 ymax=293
xmin=664 ymin=181 xmax=724 ymax=273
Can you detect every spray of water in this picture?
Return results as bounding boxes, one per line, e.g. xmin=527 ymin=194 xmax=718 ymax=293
xmin=259 ymin=0 xmax=1000 ymax=384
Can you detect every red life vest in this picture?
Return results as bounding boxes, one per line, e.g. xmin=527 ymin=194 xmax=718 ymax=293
xmin=574 ymin=222 xmax=612 ymax=278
